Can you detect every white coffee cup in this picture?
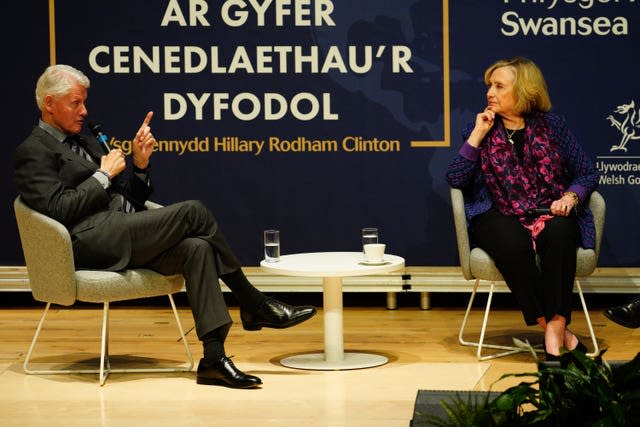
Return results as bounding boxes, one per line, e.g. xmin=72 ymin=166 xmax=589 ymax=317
xmin=363 ymin=243 xmax=385 ymax=263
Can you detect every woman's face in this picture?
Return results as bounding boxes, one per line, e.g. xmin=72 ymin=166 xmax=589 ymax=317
xmin=486 ymin=66 xmax=519 ymax=117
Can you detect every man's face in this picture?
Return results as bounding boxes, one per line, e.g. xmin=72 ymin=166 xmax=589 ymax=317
xmin=44 ymin=82 xmax=88 ymax=135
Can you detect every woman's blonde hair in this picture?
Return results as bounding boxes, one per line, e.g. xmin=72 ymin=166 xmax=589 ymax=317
xmin=484 ymin=57 xmax=552 ymax=113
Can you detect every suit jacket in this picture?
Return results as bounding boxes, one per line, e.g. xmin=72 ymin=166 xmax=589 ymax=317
xmin=13 ymin=126 xmax=153 ymax=270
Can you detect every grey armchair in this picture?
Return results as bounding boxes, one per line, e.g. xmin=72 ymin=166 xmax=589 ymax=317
xmin=450 ymin=188 xmax=604 ymax=360
xmin=14 ymin=196 xmax=194 ymax=385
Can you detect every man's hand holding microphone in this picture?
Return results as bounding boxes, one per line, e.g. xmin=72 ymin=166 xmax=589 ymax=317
xmin=93 ymin=111 xmax=155 ymax=179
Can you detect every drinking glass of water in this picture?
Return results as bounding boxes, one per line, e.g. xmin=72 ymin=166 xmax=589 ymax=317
xmin=362 ymin=227 xmax=378 ymax=255
xmin=264 ymin=229 xmax=280 ymax=262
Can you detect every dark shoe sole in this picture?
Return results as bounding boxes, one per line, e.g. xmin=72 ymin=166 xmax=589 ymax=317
xmin=242 ymin=310 xmax=316 ymax=331
xmin=196 ymin=376 xmax=262 ymax=388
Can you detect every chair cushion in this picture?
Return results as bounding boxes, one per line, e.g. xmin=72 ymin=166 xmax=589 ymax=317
xmin=470 ymin=247 xmax=597 ymax=282
xmin=469 ymin=248 xmax=505 ymax=281
xmin=576 ymin=248 xmax=597 ymax=277
xmin=75 ymin=269 xmax=184 ymax=303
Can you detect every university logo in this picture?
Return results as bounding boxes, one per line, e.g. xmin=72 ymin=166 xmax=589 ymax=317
xmin=606 ymin=100 xmax=640 ymax=152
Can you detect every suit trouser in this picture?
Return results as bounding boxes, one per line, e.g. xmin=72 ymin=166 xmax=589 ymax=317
xmin=120 ymin=200 xmax=240 ymax=340
xmin=470 ymin=208 xmax=580 ymax=326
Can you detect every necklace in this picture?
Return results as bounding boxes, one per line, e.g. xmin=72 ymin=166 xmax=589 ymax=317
xmin=505 ymin=128 xmax=519 ymax=145
xmin=505 ymin=118 xmax=524 ymax=144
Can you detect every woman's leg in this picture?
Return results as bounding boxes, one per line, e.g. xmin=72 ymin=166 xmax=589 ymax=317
xmin=471 ymin=209 xmax=543 ymax=325
xmin=536 ymin=316 xmax=579 ymax=352
xmin=545 ymin=315 xmax=567 ymax=356
xmin=535 ymin=216 xmax=580 ymax=324
xmin=535 ymin=216 xmax=581 ymax=353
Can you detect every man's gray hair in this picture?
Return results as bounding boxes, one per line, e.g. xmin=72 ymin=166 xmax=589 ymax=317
xmin=35 ymin=64 xmax=90 ymax=110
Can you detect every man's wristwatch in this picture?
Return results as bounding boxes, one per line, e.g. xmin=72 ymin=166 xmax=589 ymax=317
xmin=96 ymin=169 xmax=111 ymax=180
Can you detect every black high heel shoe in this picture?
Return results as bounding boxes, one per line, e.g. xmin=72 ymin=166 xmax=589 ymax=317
xmin=545 ymin=340 xmax=588 ymax=362
xmin=544 ymin=351 xmax=562 ymax=362
xmin=571 ymin=340 xmax=588 ymax=354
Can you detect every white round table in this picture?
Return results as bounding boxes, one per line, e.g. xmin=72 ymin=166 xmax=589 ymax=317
xmin=260 ymin=251 xmax=405 ymax=370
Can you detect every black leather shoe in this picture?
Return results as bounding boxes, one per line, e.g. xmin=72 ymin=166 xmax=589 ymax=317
xmin=196 ymin=357 xmax=262 ymax=388
xmin=604 ymin=296 xmax=640 ymax=328
xmin=241 ymin=297 xmax=317 ymax=331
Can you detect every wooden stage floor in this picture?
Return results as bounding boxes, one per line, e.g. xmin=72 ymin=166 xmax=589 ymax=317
xmin=0 ymin=300 xmax=637 ymax=426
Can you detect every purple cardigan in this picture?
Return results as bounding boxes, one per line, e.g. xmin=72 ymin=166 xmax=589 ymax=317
xmin=445 ymin=112 xmax=599 ymax=249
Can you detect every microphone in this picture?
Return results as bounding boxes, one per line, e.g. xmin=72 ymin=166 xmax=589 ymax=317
xmin=526 ymin=208 xmax=552 ymax=216
xmin=88 ymin=121 xmax=112 ymax=154
xmin=525 ymin=206 xmax=583 ymax=217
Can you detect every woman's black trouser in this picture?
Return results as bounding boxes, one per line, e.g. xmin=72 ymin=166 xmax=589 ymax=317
xmin=470 ymin=208 xmax=580 ymax=326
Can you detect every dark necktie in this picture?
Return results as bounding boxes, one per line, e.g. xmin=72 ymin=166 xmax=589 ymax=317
xmin=64 ymin=136 xmax=136 ymax=213
xmin=65 ymin=135 xmax=94 ymax=162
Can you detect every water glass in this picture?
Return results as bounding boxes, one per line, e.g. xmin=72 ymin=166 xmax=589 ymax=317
xmin=264 ymin=229 xmax=280 ymax=262
xmin=362 ymin=227 xmax=378 ymax=254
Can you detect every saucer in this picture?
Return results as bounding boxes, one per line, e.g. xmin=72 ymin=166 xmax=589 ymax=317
xmin=359 ymin=259 xmax=390 ymax=266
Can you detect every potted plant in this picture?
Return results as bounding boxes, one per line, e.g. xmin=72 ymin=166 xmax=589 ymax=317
xmin=414 ymin=341 xmax=640 ymax=426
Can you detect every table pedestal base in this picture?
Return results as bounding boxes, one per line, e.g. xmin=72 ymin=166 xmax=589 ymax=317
xmin=260 ymin=256 xmax=404 ymax=371
xmin=280 ymin=352 xmax=388 ymax=370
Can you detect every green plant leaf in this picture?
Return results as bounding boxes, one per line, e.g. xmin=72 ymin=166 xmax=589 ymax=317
xmin=418 ymin=351 xmax=640 ymax=426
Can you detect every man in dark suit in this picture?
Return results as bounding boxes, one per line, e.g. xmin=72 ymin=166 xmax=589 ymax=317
xmin=13 ymin=64 xmax=316 ymax=388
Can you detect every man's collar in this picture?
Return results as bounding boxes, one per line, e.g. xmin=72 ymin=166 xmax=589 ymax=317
xmin=38 ymin=120 xmax=69 ymax=143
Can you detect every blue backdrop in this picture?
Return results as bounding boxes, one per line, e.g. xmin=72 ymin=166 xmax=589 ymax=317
xmin=4 ymin=1 xmax=640 ymax=267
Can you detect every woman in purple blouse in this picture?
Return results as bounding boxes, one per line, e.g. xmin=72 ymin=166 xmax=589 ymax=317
xmin=446 ymin=57 xmax=599 ymax=360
